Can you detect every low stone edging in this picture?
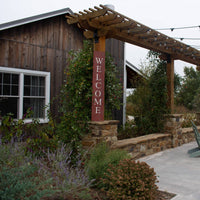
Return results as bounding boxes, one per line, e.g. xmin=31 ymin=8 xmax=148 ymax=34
xmin=111 ymin=133 xmax=172 ymax=159
xmin=111 ymin=127 xmax=198 ymax=159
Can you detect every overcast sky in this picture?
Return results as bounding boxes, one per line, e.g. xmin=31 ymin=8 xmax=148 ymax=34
xmin=1 ymin=0 xmax=200 ymax=76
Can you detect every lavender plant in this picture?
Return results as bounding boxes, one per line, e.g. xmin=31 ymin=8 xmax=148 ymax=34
xmin=35 ymin=143 xmax=93 ymax=198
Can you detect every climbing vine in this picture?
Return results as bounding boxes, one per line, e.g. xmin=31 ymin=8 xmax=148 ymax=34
xmin=56 ymin=40 xmax=122 ymax=150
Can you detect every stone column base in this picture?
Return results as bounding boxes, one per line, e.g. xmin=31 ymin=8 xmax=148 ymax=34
xmin=82 ymin=120 xmax=119 ymax=148
xmin=164 ymin=114 xmax=183 ymax=147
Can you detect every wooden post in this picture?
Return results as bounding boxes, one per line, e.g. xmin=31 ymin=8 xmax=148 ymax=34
xmin=92 ymin=36 xmax=106 ymax=121
xmin=166 ymin=57 xmax=174 ymax=113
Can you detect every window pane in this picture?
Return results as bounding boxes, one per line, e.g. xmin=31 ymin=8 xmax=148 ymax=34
xmin=0 ymin=97 xmax=18 ymax=118
xmin=39 ymin=77 xmax=45 ymax=86
xmin=0 ymin=73 xmax=19 ymax=96
xmin=24 ymin=75 xmax=30 ymax=85
xmin=32 ymin=76 xmax=39 ymax=86
xmin=24 ymin=86 xmax=30 ymax=96
xmin=39 ymin=87 xmax=45 ymax=96
xmin=24 ymin=76 xmax=45 ymax=97
xmin=12 ymin=85 xmax=18 ymax=95
xmin=4 ymin=73 xmax=10 ymax=84
xmin=31 ymin=86 xmax=38 ymax=96
xmin=12 ymin=74 xmax=19 ymax=84
xmin=3 ymin=85 xmax=10 ymax=95
xmin=23 ymin=98 xmax=45 ymax=118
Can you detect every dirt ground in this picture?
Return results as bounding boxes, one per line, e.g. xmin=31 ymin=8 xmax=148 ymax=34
xmin=44 ymin=189 xmax=176 ymax=200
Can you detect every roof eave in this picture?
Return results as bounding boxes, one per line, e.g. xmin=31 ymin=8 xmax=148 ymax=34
xmin=0 ymin=7 xmax=73 ymax=31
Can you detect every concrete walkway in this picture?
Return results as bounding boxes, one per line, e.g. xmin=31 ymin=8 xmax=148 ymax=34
xmin=139 ymin=142 xmax=200 ymax=200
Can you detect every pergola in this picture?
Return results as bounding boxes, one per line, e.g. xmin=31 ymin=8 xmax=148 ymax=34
xmin=66 ymin=4 xmax=200 ymax=119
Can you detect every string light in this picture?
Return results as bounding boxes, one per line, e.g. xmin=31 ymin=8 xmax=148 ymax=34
xmin=155 ymin=25 xmax=200 ymax=31
xmin=174 ymin=37 xmax=200 ymax=41
xmin=153 ymin=26 xmax=200 ymax=48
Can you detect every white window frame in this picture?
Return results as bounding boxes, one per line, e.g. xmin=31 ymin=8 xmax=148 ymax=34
xmin=0 ymin=66 xmax=50 ymax=123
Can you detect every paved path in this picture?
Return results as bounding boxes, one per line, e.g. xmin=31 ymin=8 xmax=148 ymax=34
xmin=139 ymin=142 xmax=200 ymax=200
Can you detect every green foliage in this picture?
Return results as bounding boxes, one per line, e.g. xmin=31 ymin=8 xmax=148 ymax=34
xmin=0 ymin=108 xmax=59 ymax=157
xmin=25 ymin=109 xmax=58 ymax=156
xmin=0 ymin=108 xmax=37 ymax=143
xmin=102 ymin=159 xmax=158 ymax=200
xmin=176 ymin=67 xmax=200 ymax=111
xmin=192 ymin=87 xmax=200 ymax=111
xmin=25 ymin=132 xmax=58 ymax=157
xmin=127 ymin=51 xmax=169 ymax=135
xmin=118 ymin=121 xmax=140 ymax=140
xmin=86 ymin=142 xmax=129 ymax=188
xmin=0 ymin=140 xmax=92 ymax=200
xmin=0 ymin=164 xmax=54 ymax=200
xmin=56 ymin=40 xmax=122 ymax=152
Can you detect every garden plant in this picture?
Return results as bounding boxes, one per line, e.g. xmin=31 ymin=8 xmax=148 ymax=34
xmin=0 ymin=42 xmax=162 ymax=200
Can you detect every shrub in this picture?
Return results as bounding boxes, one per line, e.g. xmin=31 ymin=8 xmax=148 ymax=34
xmin=25 ymin=131 xmax=58 ymax=157
xmin=0 ymin=164 xmax=54 ymax=200
xmin=127 ymin=52 xmax=169 ymax=135
xmin=0 ymin=108 xmax=60 ymax=157
xmin=86 ymin=143 xmax=129 ymax=188
xmin=118 ymin=121 xmax=143 ymax=140
xmin=102 ymin=159 xmax=158 ymax=200
xmin=176 ymin=67 xmax=200 ymax=110
xmin=0 ymin=108 xmax=37 ymax=143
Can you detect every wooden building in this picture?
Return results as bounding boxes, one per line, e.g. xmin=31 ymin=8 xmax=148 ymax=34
xmin=0 ymin=8 xmax=125 ymax=124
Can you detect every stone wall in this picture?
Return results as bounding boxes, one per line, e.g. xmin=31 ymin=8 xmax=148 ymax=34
xmin=83 ymin=117 xmax=198 ymax=159
xmin=110 ymin=127 xmax=197 ymax=159
xmin=110 ymin=114 xmax=197 ymax=159
xmin=111 ymin=134 xmax=172 ymax=159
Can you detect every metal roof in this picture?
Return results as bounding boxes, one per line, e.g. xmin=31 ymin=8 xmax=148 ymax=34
xmin=67 ymin=4 xmax=200 ymax=66
xmin=0 ymin=8 xmax=73 ymax=31
xmin=126 ymin=60 xmax=146 ymax=78
xmin=126 ymin=60 xmax=146 ymax=88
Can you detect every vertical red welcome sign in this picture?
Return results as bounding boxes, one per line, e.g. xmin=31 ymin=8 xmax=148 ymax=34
xmin=92 ymin=51 xmax=105 ymax=121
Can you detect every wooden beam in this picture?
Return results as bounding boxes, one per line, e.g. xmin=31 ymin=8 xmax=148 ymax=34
xmin=166 ymin=57 xmax=174 ymax=113
xmin=94 ymin=36 xmax=106 ymax=51
xmin=66 ymin=5 xmax=200 ymax=66
xmin=110 ymin=31 xmax=200 ymax=65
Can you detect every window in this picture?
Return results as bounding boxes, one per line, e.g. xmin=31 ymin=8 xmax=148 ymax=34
xmin=0 ymin=67 xmax=50 ymax=123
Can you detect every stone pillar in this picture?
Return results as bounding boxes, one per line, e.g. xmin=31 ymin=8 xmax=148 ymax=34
xmin=164 ymin=114 xmax=183 ymax=147
xmin=82 ymin=120 xmax=119 ymax=147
